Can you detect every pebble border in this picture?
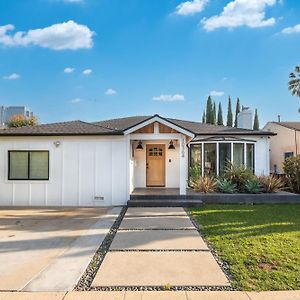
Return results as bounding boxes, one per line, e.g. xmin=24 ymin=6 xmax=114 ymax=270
xmin=91 ymin=285 xmax=234 ymax=292
xmin=185 ymin=208 xmax=235 ymax=288
xmin=74 ymin=206 xmax=127 ymax=291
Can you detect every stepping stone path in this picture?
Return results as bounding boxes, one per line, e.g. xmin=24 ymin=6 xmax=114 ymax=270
xmin=92 ymin=207 xmax=230 ymax=288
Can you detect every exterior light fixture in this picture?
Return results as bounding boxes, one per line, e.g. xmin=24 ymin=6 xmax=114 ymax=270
xmin=53 ymin=141 xmax=61 ymax=148
xmin=168 ymin=140 xmax=175 ymax=150
xmin=136 ymin=141 xmax=143 ymax=150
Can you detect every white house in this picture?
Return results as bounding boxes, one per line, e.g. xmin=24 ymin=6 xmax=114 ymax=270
xmin=0 ymin=114 xmax=275 ymax=207
xmin=263 ymin=122 xmax=300 ymax=174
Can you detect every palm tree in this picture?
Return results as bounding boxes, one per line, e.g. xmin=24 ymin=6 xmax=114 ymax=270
xmin=288 ymin=66 xmax=300 ymax=97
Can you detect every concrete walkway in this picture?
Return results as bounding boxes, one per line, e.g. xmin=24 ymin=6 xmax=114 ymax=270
xmin=92 ymin=207 xmax=230 ymax=287
xmin=1 ymin=291 xmax=300 ymax=300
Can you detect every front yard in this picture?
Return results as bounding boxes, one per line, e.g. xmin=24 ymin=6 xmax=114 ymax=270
xmin=190 ymin=204 xmax=300 ymax=291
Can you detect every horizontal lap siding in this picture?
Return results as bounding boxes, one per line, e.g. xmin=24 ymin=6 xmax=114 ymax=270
xmin=0 ymin=136 xmax=128 ymax=206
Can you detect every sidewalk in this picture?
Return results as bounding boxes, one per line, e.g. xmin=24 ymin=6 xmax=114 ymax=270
xmin=1 ymin=290 xmax=300 ymax=300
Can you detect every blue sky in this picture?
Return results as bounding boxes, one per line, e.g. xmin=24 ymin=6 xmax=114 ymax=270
xmin=0 ymin=0 xmax=299 ymax=126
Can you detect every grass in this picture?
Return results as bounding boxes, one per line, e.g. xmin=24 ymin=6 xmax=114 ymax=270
xmin=190 ymin=204 xmax=300 ymax=291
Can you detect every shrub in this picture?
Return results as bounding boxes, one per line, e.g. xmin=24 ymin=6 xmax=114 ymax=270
xmin=283 ymin=156 xmax=300 ymax=193
xmin=244 ymin=178 xmax=263 ymax=194
xmin=7 ymin=115 xmax=38 ymax=128
xmin=217 ymin=178 xmax=237 ymax=194
xmin=259 ymin=175 xmax=284 ymax=193
xmin=190 ymin=176 xmax=217 ymax=193
xmin=189 ymin=164 xmax=201 ymax=186
xmin=224 ymin=163 xmax=256 ymax=192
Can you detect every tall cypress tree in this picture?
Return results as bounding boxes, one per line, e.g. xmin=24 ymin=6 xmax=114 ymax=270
xmin=234 ymin=97 xmax=241 ymax=127
xmin=226 ymin=96 xmax=233 ymax=127
xmin=206 ymin=96 xmax=213 ymax=124
xmin=212 ymin=102 xmax=216 ymax=125
xmin=217 ymin=102 xmax=223 ymax=126
xmin=202 ymin=110 xmax=206 ymax=123
xmin=253 ymin=109 xmax=260 ymax=130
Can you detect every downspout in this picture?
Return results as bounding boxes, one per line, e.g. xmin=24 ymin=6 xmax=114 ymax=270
xmin=295 ymin=130 xmax=298 ymax=156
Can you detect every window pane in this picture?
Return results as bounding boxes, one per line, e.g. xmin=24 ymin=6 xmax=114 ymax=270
xmin=190 ymin=144 xmax=201 ymax=168
xmin=204 ymin=143 xmax=216 ymax=176
xmin=233 ymin=143 xmax=244 ymax=167
xmin=30 ymin=152 xmax=49 ymax=180
xmin=219 ymin=143 xmax=231 ymax=175
xmin=9 ymin=152 xmax=29 ymax=179
xmin=246 ymin=144 xmax=255 ymax=172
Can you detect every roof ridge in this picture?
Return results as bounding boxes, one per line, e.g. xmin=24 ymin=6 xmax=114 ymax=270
xmin=78 ymin=120 xmax=119 ymax=132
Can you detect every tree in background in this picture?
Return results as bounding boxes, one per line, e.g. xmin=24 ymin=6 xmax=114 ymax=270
xmin=212 ymin=102 xmax=216 ymax=125
xmin=226 ymin=96 xmax=233 ymax=127
xmin=217 ymin=102 xmax=223 ymax=126
xmin=288 ymin=66 xmax=300 ymax=113
xmin=253 ymin=109 xmax=259 ymax=130
xmin=205 ymin=96 xmax=213 ymax=124
xmin=202 ymin=110 xmax=206 ymax=123
xmin=234 ymin=97 xmax=241 ymax=127
xmin=7 ymin=115 xmax=38 ymax=128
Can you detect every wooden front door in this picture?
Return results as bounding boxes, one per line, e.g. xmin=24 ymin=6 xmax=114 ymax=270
xmin=146 ymin=144 xmax=165 ymax=187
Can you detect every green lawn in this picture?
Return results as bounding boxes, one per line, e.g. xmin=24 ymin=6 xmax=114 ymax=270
xmin=190 ymin=204 xmax=300 ymax=291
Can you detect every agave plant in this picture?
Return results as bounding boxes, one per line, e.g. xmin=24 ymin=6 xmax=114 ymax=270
xmin=244 ymin=179 xmax=263 ymax=194
xmin=259 ymin=175 xmax=284 ymax=193
xmin=216 ymin=178 xmax=237 ymax=194
xmin=190 ymin=176 xmax=217 ymax=194
xmin=224 ymin=162 xmax=256 ymax=192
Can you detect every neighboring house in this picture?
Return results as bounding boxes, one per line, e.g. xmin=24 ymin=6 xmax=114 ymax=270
xmin=263 ymin=122 xmax=300 ymax=174
xmin=0 ymin=106 xmax=34 ymax=127
xmin=0 ymin=114 xmax=275 ymax=207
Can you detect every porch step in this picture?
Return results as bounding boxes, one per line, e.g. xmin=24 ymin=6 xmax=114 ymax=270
xmin=127 ymin=198 xmax=203 ymax=207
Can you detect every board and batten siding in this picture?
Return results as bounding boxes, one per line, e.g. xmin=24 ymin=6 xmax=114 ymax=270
xmin=0 ymin=136 xmax=129 ymax=206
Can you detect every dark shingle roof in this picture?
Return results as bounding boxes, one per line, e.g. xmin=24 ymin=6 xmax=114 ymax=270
xmin=0 ymin=115 xmax=275 ymax=136
xmin=0 ymin=120 xmax=121 ymax=136
xmin=273 ymin=122 xmax=300 ymax=131
xmin=95 ymin=115 xmax=275 ymax=136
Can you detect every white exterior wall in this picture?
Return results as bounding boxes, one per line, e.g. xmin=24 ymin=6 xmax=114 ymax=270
xmin=133 ymin=140 xmax=180 ymax=188
xmin=254 ymin=136 xmax=270 ymax=176
xmin=263 ymin=123 xmax=300 ymax=173
xmin=0 ymin=136 xmax=129 ymax=206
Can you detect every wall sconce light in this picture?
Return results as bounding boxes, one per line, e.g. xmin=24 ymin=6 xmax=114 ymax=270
xmin=53 ymin=141 xmax=61 ymax=148
xmin=136 ymin=141 xmax=143 ymax=150
xmin=168 ymin=140 xmax=175 ymax=150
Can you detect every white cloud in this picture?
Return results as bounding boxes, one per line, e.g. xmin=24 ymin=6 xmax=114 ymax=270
xmin=0 ymin=20 xmax=94 ymax=50
xmin=281 ymin=24 xmax=300 ymax=34
xmin=3 ymin=73 xmax=20 ymax=80
xmin=210 ymin=90 xmax=224 ymax=97
xmin=152 ymin=94 xmax=185 ymax=102
xmin=82 ymin=69 xmax=92 ymax=75
xmin=175 ymin=0 xmax=208 ymax=16
xmin=202 ymin=0 xmax=277 ymax=31
xmin=105 ymin=88 xmax=117 ymax=96
xmin=64 ymin=67 xmax=75 ymax=73
xmin=69 ymin=97 xmax=83 ymax=104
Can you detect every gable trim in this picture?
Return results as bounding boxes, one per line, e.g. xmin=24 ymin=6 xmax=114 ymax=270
xmin=123 ymin=115 xmax=195 ymax=138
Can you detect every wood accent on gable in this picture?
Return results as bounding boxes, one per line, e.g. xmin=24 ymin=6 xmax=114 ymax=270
xmin=133 ymin=123 xmax=154 ymax=133
xmin=159 ymin=123 xmax=180 ymax=134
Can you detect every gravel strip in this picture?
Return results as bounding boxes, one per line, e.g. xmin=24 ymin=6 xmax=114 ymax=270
xmin=74 ymin=206 xmax=127 ymax=291
xmin=91 ymin=285 xmax=234 ymax=291
xmin=109 ymin=249 xmax=210 ymax=252
xmin=185 ymin=208 xmax=235 ymax=288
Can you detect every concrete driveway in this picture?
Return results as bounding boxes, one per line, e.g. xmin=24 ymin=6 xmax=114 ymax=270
xmin=0 ymin=207 xmax=121 ymax=292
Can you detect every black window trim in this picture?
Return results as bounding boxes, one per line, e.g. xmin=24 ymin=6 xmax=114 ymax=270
xmin=8 ymin=150 xmax=50 ymax=181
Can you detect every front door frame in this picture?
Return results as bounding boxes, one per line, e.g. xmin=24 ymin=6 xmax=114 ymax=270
xmin=146 ymin=144 xmax=166 ymax=187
